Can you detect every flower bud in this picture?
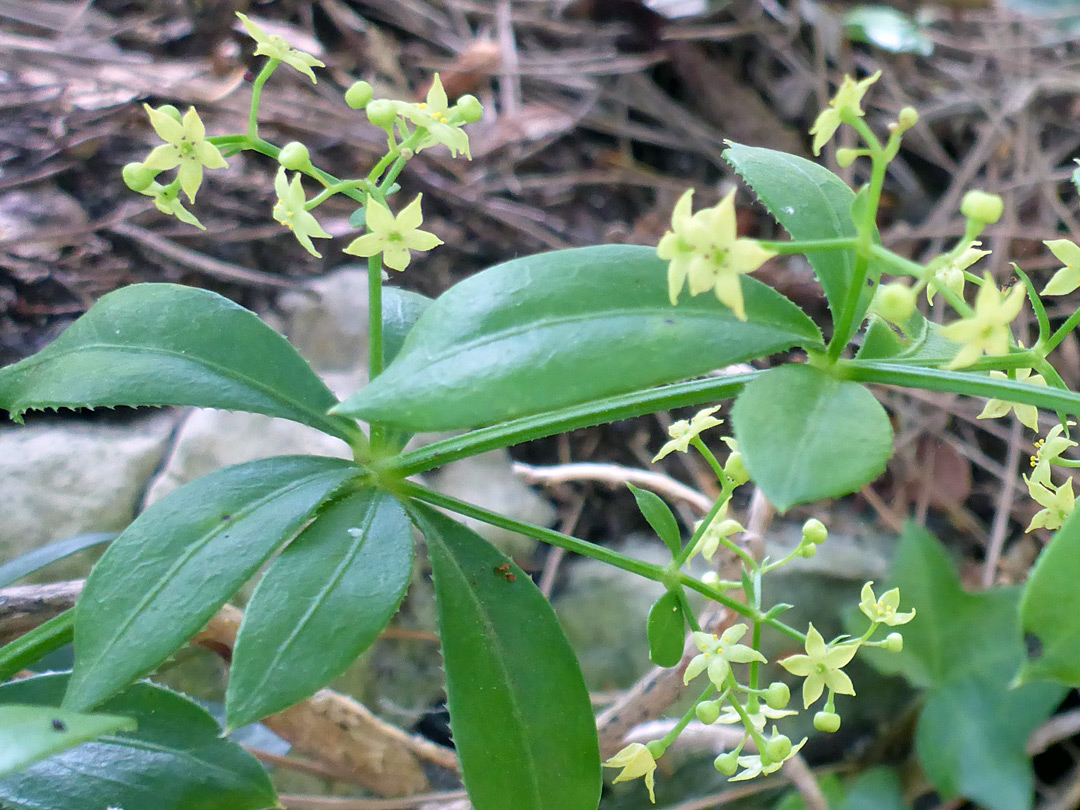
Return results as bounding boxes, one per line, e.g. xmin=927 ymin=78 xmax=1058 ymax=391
xmin=155 ymin=104 xmax=182 ymax=123
xmin=897 ymin=106 xmax=919 ymax=129
xmin=696 ymin=700 xmax=721 ymax=725
xmin=345 ymin=80 xmax=374 ymax=110
xmin=724 ymin=452 xmax=749 ymax=486
xmin=278 ymin=141 xmax=311 ymax=171
xmin=802 ymin=518 xmax=828 ymax=545
xmin=714 ymin=751 xmax=739 ymax=776
xmin=764 ymin=733 xmax=792 ymax=762
xmin=884 ymin=631 xmax=903 ymax=652
xmin=800 ymin=543 xmax=818 ymax=558
xmin=645 ymin=740 xmax=666 ymax=759
xmin=765 ymin=682 xmax=790 ymax=710
xmin=836 ymin=148 xmax=860 ymax=168
xmin=122 ymin=162 xmax=157 ymax=192
xmin=366 ymin=98 xmax=397 ymax=129
xmin=456 ymin=94 xmax=484 ymax=123
xmin=960 ymin=190 xmax=1004 ymax=225
xmin=875 ymin=282 xmax=916 ymax=325
xmin=701 ymin=571 xmax=721 ymax=588
xmin=399 ymin=147 xmax=415 ymax=160
xmin=814 ymin=710 xmax=841 ymax=733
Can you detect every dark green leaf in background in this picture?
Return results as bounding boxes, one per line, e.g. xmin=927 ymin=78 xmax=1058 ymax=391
xmin=65 ymin=455 xmax=359 ymax=712
xmin=226 ymin=488 xmax=413 ymax=729
xmin=0 ymin=704 xmax=135 ymax=778
xmin=0 ymin=283 xmax=356 ymax=442
xmin=408 ymin=504 xmax=601 ymax=810
xmin=647 ymin=591 xmax=686 ymax=668
xmin=732 ymin=364 xmax=893 ymax=511
xmin=0 ymin=674 xmax=277 ymax=810
xmin=336 ymin=245 xmax=821 ymax=431
xmin=628 ymin=483 xmax=682 ymax=556
xmin=845 ymin=6 xmax=934 ymax=55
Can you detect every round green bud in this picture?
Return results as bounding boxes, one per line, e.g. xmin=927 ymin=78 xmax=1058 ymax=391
xmin=724 ymin=452 xmax=749 ymax=486
xmin=399 ymin=147 xmax=415 ymax=161
xmin=645 ymin=740 xmax=666 ymax=759
xmin=345 ymin=80 xmax=374 ymax=110
xmin=800 ymin=543 xmax=818 ymax=558
xmin=898 ymin=106 xmax=919 ymax=129
xmin=814 ymin=710 xmax=841 ymax=733
xmin=885 ymin=631 xmax=903 ymax=652
xmin=714 ymin=751 xmax=739 ymax=776
xmin=366 ymin=98 xmax=397 ymax=129
xmin=701 ymin=571 xmax=721 ymax=587
xmin=696 ymin=700 xmax=721 ymax=725
xmin=802 ymin=518 xmax=828 ymax=545
xmin=835 ymin=148 xmax=859 ymax=168
xmin=764 ymin=733 xmax=792 ymax=762
xmin=156 ymin=104 xmax=182 ymax=123
xmin=765 ymin=681 xmax=790 ymax=710
xmin=960 ymin=190 xmax=1004 ymax=225
xmin=456 ymin=93 xmax=484 ymax=123
xmin=278 ymin=142 xmax=311 ymax=171
xmin=122 ymin=162 xmax=157 ymax=192
xmin=876 ymin=282 xmax=916 ymax=325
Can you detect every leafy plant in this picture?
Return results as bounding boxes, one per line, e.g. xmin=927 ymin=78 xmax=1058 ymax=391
xmin=3 ymin=19 xmax=1080 ymax=810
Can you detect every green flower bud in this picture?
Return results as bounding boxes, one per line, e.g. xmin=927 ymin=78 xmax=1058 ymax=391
xmin=645 ymin=740 xmax=666 ymax=759
xmin=876 ymin=282 xmax=916 ymax=325
xmin=155 ymin=104 xmax=182 ymax=123
xmin=802 ymin=518 xmax=828 ymax=545
xmin=800 ymin=543 xmax=818 ymax=558
xmin=765 ymin=681 xmax=790 ymax=710
xmin=456 ymin=93 xmax=484 ymax=123
xmin=898 ymin=106 xmax=919 ymax=129
xmin=960 ymin=190 xmax=1004 ymax=225
xmin=701 ymin=571 xmax=721 ymax=588
xmin=724 ymin=452 xmax=749 ymax=486
xmin=122 ymin=162 xmax=158 ymax=192
xmin=714 ymin=751 xmax=739 ymax=776
xmin=836 ymin=148 xmax=860 ymax=168
xmin=696 ymin=700 xmax=721 ymax=725
xmin=399 ymin=147 xmax=415 ymax=161
xmin=278 ymin=141 xmax=311 ymax=171
xmin=345 ymin=80 xmax=374 ymax=110
xmin=885 ymin=631 xmax=903 ymax=652
xmin=764 ymin=733 xmax=792 ymax=762
xmin=366 ymin=98 xmax=397 ymax=129
xmin=814 ymin=710 xmax=841 ymax=733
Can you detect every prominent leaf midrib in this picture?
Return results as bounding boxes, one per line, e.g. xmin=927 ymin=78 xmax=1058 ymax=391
xmin=777 ymin=377 xmax=842 ymax=495
xmin=238 ymin=496 xmax=380 ymax=705
xmin=5 ymin=342 xmax=342 ymax=437
xmin=99 ymin=735 xmax=261 ymax=788
xmin=432 ymin=535 xmax=545 ymax=809
xmin=77 ymin=468 xmax=346 ymax=689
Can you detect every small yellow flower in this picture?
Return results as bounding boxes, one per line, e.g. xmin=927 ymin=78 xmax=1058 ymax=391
xmin=690 ymin=509 xmax=745 ymax=563
xmin=1040 ymin=240 xmax=1080 ymax=296
xmin=939 ymin=273 xmax=1025 ymax=369
xmin=140 ymin=182 xmax=204 ymax=230
xmin=927 ymin=241 xmax=989 ymax=305
xmin=603 ymin=743 xmax=657 ymax=803
xmin=809 ymin=71 xmax=882 ymax=156
xmin=652 ymin=405 xmax=723 ymax=462
xmin=858 ymin=582 xmax=915 ymax=627
xmin=1024 ymin=476 xmax=1075 ymax=532
xmin=237 ymin=12 xmax=324 ymax=83
xmin=395 ymin=74 xmax=472 ymax=159
xmin=658 ymin=190 xmax=776 ymax=321
xmin=272 ymin=168 xmax=332 ymax=258
xmin=779 ymin=623 xmax=859 ymax=709
xmin=142 ymin=105 xmax=227 ymax=203
xmin=683 ymin=625 xmax=766 ymax=690
xmin=729 ymin=735 xmax=807 ymax=781
xmin=344 ymin=194 xmax=443 ymax=271
xmin=1030 ymin=422 xmax=1079 ymax=489
xmin=976 ymin=367 xmax=1046 ymax=431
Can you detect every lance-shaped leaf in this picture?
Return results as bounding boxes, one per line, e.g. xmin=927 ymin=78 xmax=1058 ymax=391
xmin=408 ymin=504 xmax=600 ymax=810
xmin=647 ymin=591 xmax=686 ymax=668
xmin=335 ymin=245 xmax=821 ymax=431
xmin=628 ymin=483 xmax=681 ymax=556
xmin=0 ymin=674 xmax=277 ymax=810
xmin=0 ymin=283 xmax=357 ymax=442
xmin=0 ymin=704 xmax=135 ymax=778
xmin=65 ymin=455 xmax=358 ymax=711
xmin=226 ymin=489 xmax=413 ymax=729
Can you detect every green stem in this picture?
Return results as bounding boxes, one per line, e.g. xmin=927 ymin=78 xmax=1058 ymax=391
xmin=676 ymin=588 xmax=701 ymax=632
xmin=248 ymin=61 xmax=279 ymax=139
xmin=691 ymin=436 xmax=727 ymax=482
xmin=869 ymin=245 xmax=972 ymax=316
xmin=0 ymin=609 xmax=74 ymax=681
xmin=656 ymin=684 xmax=716 ymax=753
xmin=368 ymin=254 xmax=386 ymax=452
xmin=757 ymin=237 xmax=859 ymax=253
xmin=1044 ymin=307 xmax=1080 ymax=356
xmin=673 ymin=494 xmax=729 ymax=569
xmin=724 ymin=671 xmax=768 ymax=750
xmin=748 ymin=619 xmax=763 ymax=712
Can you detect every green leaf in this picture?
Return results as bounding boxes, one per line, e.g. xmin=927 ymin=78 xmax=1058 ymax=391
xmin=775 ymin=775 xmax=845 ymax=810
xmin=335 ymin=245 xmax=821 ymax=431
xmin=0 ymin=283 xmax=357 ymax=442
xmin=1019 ymin=506 xmax=1080 ymax=685
xmin=856 ymin=315 xmax=907 ymax=360
xmin=845 ymin=6 xmax=934 ymax=55
xmin=0 ymin=532 xmax=116 ymax=588
xmin=0 ymin=673 xmax=277 ymax=810
xmin=646 ymin=591 xmax=685 ymax=667
xmin=627 ymin=483 xmax=681 ymax=556
xmin=841 ymin=767 xmax=910 ymax=810
xmin=408 ymin=504 xmax=600 ymax=810
xmin=382 ymin=286 xmax=433 ymax=362
xmin=731 ymin=364 xmax=893 ymax=511
xmin=724 ymin=143 xmax=872 ymax=326
xmin=856 ymin=309 xmax=959 ymax=365
xmin=226 ymin=488 xmax=413 ymax=729
xmin=65 ymin=455 xmax=359 ymax=712
xmin=0 ymin=611 xmax=74 ymax=682
xmin=0 ymin=704 xmax=135 ymax=778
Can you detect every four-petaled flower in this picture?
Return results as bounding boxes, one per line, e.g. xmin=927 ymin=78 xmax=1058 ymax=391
xmin=779 ymin=623 xmax=859 ymax=709
xmin=658 ymin=189 xmax=776 ymax=321
xmin=653 ymin=405 xmax=723 ymax=461
xmin=396 ymin=74 xmax=471 ymax=159
xmin=272 ymin=169 xmax=332 ymax=257
xmin=927 ymin=241 xmax=989 ymax=304
xmin=603 ymin=743 xmax=657 ymax=803
xmin=1030 ymin=422 xmax=1078 ymax=488
xmin=729 ymin=735 xmax=807 ymax=782
xmin=977 ymin=367 xmax=1046 ymax=431
xmin=809 ymin=71 xmax=882 ymax=155
xmin=1024 ymin=476 xmax=1075 ymax=532
xmin=1041 ymin=240 xmax=1080 ymax=297
xmin=684 ymin=625 xmax=766 ymax=690
xmin=939 ymin=273 xmax=1025 ymax=369
xmin=858 ymin=582 xmax=915 ymax=627
xmin=344 ymin=194 xmax=443 ymax=271
xmin=237 ymin=13 xmax=325 ymax=83
xmin=139 ymin=183 xmax=204 ymax=230
xmin=142 ymin=105 xmax=227 ymax=203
